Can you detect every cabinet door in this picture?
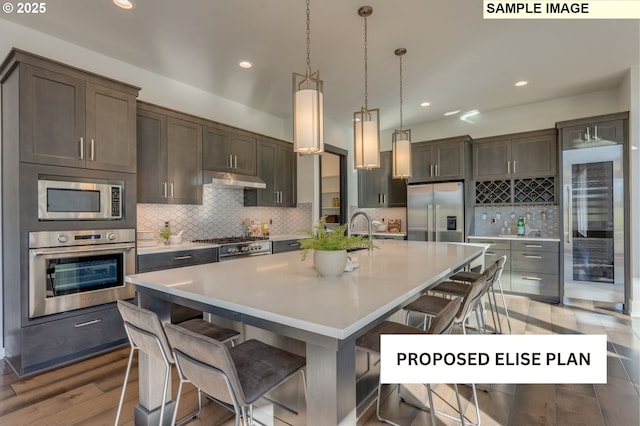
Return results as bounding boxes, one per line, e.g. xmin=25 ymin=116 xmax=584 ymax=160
xmin=137 ymin=110 xmax=168 ymax=203
xmin=561 ymin=119 xmax=625 ymax=149
xmin=275 ymin=142 xmax=296 ymax=206
xmin=232 ymin=134 xmax=257 ymax=176
xmin=435 ymin=141 xmax=464 ymax=180
xmin=511 ymin=134 xmax=556 ymax=177
xmin=256 ymin=141 xmax=277 ymax=206
xmin=358 ymin=167 xmax=383 ymax=207
xmin=85 ymin=83 xmax=137 ymax=173
xmin=202 ymin=126 xmax=232 ymax=172
xmin=167 ymin=117 xmax=202 ymax=205
xmin=20 ymin=65 xmax=86 ymax=167
xmin=382 ymin=151 xmax=407 ymax=207
xmin=472 ymin=140 xmax=511 ymax=180
xmin=408 ymin=143 xmax=434 ymax=183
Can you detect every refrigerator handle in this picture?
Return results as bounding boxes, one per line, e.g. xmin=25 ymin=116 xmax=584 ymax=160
xmin=566 ymin=185 xmax=572 ymax=245
xmin=427 ymin=204 xmax=433 ymax=240
xmin=434 ymin=204 xmax=440 ymax=242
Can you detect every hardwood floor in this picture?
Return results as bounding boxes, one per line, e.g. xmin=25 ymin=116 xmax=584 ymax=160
xmin=1 ymin=295 xmax=638 ymax=426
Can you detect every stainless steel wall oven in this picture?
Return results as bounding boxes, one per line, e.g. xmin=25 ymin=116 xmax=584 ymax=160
xmin=28 ymin=229 xmax=135 ymax=318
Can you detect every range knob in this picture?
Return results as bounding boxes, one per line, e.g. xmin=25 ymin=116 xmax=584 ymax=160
xmin=57 ymin=234 xmax=68 ymax=244
xmin=106 ymin=232 xmax=116 ymax=241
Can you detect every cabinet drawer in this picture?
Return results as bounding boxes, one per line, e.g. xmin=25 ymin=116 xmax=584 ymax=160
xmin=272 ymin=239 xmax=302 ymax=254
xmin=510 ymin=273 xmax=559 ymax=298
xmin=511 ymin=240 xmax=558 ymax=252
xmin=468 ymin=238 xmax=510 ymax=251
xmin=483 ymin=249 xmax=510 ymax=271
xmin=511 ymin=250 xmax=559 ymax=274
xmin=137 ymin=247 xmax=218 ymax=272
xmin=22 ymin=305 xmax=126 ymax=368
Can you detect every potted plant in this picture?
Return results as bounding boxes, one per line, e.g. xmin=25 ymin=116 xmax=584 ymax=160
xmin=299 ymin=217 xmax=373 ymax=277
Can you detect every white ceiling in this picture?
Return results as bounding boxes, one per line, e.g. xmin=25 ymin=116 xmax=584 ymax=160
xmin=2 ymin=0 xmax=638 ymax=132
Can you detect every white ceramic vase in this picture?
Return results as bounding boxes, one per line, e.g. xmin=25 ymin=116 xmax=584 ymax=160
xmin=313 ymin=249 xmax=347 ymax=277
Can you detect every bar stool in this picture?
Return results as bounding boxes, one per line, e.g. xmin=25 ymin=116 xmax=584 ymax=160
xmin=164 ymin=322 xmax=307 ymax=426
xmin=114 ymin=300 xmax=240 ymax=426
xmin=448 ymin=255 xmax=511 ymax=334
xmin=356 ymin=297 xmax=465 ymax=425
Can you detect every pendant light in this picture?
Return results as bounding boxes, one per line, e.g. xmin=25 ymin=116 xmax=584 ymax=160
xmin=292 ymin=0 xmax=324 ymax=155
xmin=392 ymin=48 xmax=412 ymax=179
xmin=353 ymin=6 xmax=380 ymax=170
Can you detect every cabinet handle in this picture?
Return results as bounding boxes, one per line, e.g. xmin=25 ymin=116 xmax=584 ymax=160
xmin=234 ymin=155 xmax=238 ymax=169
xmin=524 ymin=244 xmax=542 ymax=248
xmin=163 ymin=181 xmax=168 ymax=198
xmin=173 ymin=255 xmax=193 ymax=260
xmin=513 ymin=161 xmax=516 ymax=174
xmin=586 ymin=126 xmax=590 ymax=142
xmin=507 ymin=161 xmax=511 ymax=174
xmin=228 ymin=154 xmax=233 ymax=168
xmin=522 ymin=276 xmax=542 ymax=281
xmin=485 ymin=252 xmax=496 ymax=256
xmin=170 ymin=182 xmax=175 ymax=198
xmin=593 ymin=125 xmax=598 ymax=141
xmin=90 ymin=139 xmax=95 ymax=161
xmin=524 ymin=254 xmax=543 ymax=259
xmin=430 ymin=164 xmax=434 ymax=177
xmin=383 ymin=194 xmax=386 ymax=204
xmin=79 ymin=137 xmax=84 ymax=159
xmin=288 ymin=242 xmax=301 ymax=248
xmin=74 ymin=318 xmax=102 ymax=328
xmin=435 ymin=164 xmax=438 ymax=176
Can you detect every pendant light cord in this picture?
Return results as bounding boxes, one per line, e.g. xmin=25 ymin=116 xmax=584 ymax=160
xmin=363 ymin=14 xmax=369 ymax=110
xmin=399 ymin=54 xmax=403 ymax=131
xmin=305 ymin=0 xmax=311 ymax=78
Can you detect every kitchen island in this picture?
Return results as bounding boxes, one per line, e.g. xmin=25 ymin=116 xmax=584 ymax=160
xmin=127 ymin=239 xmax=485 ymax=426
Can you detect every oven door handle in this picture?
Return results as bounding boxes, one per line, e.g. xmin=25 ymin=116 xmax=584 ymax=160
xmin=30 ymin=243 xmax=136 ymax=257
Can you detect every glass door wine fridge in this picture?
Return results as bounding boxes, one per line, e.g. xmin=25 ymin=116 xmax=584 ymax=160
xmin=562 ymin=144 xmax=624 ymax=310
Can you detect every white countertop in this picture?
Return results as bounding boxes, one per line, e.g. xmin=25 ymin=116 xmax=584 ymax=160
xmin=127 ymin=240 xmax=484 ymax=340
xmin=468 ymin=235 xmax=561 ymax=242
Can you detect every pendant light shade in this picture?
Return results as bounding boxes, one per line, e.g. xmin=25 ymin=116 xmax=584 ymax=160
xmin=353 ymin=6 xmax=380 ymax=170
xmin=392 ymin=48 xmax=412 ymax=179
xmin=292 ymin=0 xmax=324 ymax=155
xmin=293 ymin=71 xmax=324 ymax=154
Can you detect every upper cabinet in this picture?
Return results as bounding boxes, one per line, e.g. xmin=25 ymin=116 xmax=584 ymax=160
xmin=0 ymin=50 xmax=139 ymax=173
xmin=473 ymin=129 xmax=557 ymax=180
xmin=203 ymin=125 xmax=257 ymax=176
xmin=244 ymin=138 xmax=297 ymax=207
xmin=358 ymin=151 xmax=407 ymax=208
xmin=137 ymin=103 xmax=202 ymax=205
xmin=472 ymin=129 xmax=558 ymax=205
xmin=557 ymin=112 xmax=628 ymax=150
xmin=409 ymin=136 xmax=469 ymax=183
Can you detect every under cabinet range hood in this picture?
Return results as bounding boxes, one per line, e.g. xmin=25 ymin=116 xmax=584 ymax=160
xmin=203 ymin=170 xmax=266 ymax=189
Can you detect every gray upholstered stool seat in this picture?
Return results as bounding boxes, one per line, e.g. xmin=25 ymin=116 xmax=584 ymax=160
xmin=449 ymin=270 xmax=481 ymax=282
xmin=164 ymin=323 xmax=306 ymax=426
xmin=430 ymin=280 xmax=469 ymax=296
xmin=403 ymin=294 xmax=457 ymax=330
xmin=178 ymin=318 xmax=240 ymax=343
xmin=357 ymin=320 xmax=427 ymax=354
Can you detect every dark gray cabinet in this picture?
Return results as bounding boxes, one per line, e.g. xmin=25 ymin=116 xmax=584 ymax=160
xmin=245 ymin=138 xmax=297 ymax=207
xmin=203 ymin=125 xmax=257 ymax=176
xmin=16 ymin=58 xmax=137 ymax=173
xmin=557 ymin=112 xmax=627 ymax=150
xmin=473 ymin=129 xmax=557 ymax=180
xmin=358 ymin=151 xmax=407 ymax=207
xmin=409 ymin=136 xmax=468 ymax=183
xmin=137 ymin=103 xmax=203 ymax=205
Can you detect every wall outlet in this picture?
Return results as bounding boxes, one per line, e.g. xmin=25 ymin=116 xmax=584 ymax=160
xmin=491 ymin=218 xmax=497 ymax=224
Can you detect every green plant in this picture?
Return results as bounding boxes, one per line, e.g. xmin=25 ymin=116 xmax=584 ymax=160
xmin=298 ymin=216 xmax=374 ymax=260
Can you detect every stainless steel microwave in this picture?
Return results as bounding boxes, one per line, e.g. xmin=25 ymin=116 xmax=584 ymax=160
xmin=38 ymin=177 xmax=123 ymax=220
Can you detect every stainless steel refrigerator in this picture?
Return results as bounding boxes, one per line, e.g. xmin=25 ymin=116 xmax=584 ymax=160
xmin=407 ymin=182 xmax=465 ymax=242
xmin=561 ymin=144 xmax=625 ymax=310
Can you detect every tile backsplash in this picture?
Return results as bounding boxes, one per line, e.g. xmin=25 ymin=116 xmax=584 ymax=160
xmin=348 ymin=206 xmax=407 ymax=232
xmin=137 ymin=186 xmax=312 ymax=240
xmin=472 ymin=205 xmax=560 ymax=237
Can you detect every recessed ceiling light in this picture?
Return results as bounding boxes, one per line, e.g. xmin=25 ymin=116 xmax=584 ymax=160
xmin=444 ymin=110 xmax=460 ymax=116
xmin=113 ymin=0 xmax=134 ymax=9
xmin=420 ymin=102 xmax=431 ymax=107
xmin=515 ymin=80 xmax=528 ymax=87
xmin=239 ymin=61 xmax=253 ymax=69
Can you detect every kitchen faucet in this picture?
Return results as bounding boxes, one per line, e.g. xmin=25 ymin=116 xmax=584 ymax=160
xmin=349 ymin=211 xmax=373 ymax=251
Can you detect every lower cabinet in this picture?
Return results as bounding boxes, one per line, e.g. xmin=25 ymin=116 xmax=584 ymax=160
xmin=468 ymin=237 xmax=560 ymax=301
xmin=137 ymin=247 xmax=219 ymax=322
xmin=15 ymin=304 xmax=127 ymax=376
xmin=272 ymin=239 xmax=302 ymax=253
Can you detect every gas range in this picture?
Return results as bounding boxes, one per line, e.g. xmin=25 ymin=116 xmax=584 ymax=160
xmin=192 ymin=236 xmax=272 ymax=260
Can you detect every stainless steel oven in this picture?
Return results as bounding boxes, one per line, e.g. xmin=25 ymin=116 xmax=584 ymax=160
xmin=38 ymin=176 xmax=123 ymax=220
xmin=28 ymin=229 xmax=135 ymax=318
